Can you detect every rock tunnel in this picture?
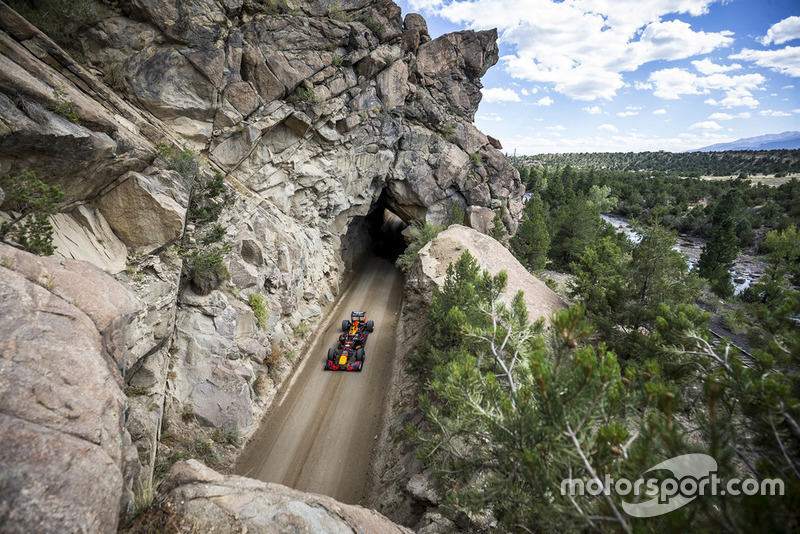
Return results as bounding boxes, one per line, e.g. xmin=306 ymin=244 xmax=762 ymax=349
xmin=341 ymin=189 xmax=411 ymax=268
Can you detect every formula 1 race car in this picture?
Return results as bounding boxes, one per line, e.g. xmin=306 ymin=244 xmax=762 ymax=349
xmin=324 ymin=311 xmax=374 ymax=372
xmin=324 ymin=338 xmax=365 ymax=372
xmin=342 ymin=311 xmax=374 ymax=336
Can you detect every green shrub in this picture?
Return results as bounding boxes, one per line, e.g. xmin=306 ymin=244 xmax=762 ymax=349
xmin=396 ymin=223 xmax=445 ymax=272
xmin=329 ymin=2 xmax=350 ymax=22
xmin=0 ymin=170 xmax=64 ymax=256
xmin=469 ymin=152 xmax=483 ymax=165
xmin=296 ymin=321 xmax=310 ymax=339
xmin=332 ymin=54 xmax=343 ymax=67
xmin=155 ymin=143 xmax=200 ymax=181
xmin=51 ymin=87 xmax=80 ymax=122
xmin=440 ymin=123 xmax=455 ymax=142
xmin=292 ymin=86 xmax=322 ymax=105
xmin=6 ymin=0 xmax=98 ymax=53
xmin=447 ymin=203 xmax=465 ymax=226
xmin=263 ymin=0 xmax=289 ymax=14
xmin=202 ymin=224 xmax=226 ymax=245
xmin=184 ymin=243 xmax=231 ymax=294
xmin=249 ymin=294 xmax=269 ymax=329
xmin=125 ymin=386 xmax=149 ymax=396
xmin=101 ymin=58 xmax=127 ymax=92
xmin=358 ymin=14 xmax=383 ymax=36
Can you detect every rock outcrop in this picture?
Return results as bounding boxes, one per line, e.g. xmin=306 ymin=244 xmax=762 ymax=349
xmin=126 ymin=460 xmax=412 ymax=534
xmin=0 ymin=0 xmax=527 ymax=531
xmin=0 ymin=243 xmax=139 ymax=533
xmin=415 ymin=225 xmax=567 ymax=322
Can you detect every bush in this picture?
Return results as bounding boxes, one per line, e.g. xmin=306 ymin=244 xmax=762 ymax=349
xmin=155 ymin=143 xmax=200 ymax=181
xmin=202 ymin=224 xmax=226 ymax=245
xmin=0 ymin=170 xmax=64 ymax=256
xmin=440 ymin=123 xmax=455 ymax=142
xmin=292 ymin=86 xmax=322 ymax=105
xmin=447 ymin=203 xmax=465 ymax=226
xmin=7 ymin=0 xmax=98 ymax=53
xmin=101 ymin=58 xmax=128 ymax=92
xmin=249 ymin=294 xmax=269 ymax=329
xmin=469 ymin=152 xmax=483 ymax=165
xmin=357 ymin=14 xmax=383 ymax=36
xmin=51 ymin=87 xmax=80 ymax=122
xmin=396 ymin=223 xmax=444 ymax=272
xmin=184 ymin=243 xmax=231 ymax=294
xmin=296 ymin=321 xmax=310 ymax=339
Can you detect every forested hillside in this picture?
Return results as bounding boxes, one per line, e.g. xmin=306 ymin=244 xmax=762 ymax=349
xmin=400 ymin=152 xmax=800 ymax=532
xmin=516 ymin=149 xmax=800 ymax=177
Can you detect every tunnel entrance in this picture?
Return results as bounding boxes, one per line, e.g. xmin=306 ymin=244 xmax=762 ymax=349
xmin=340 ymin=191 xmax=410 ymax=270
xmin=365 ymin=201 xmax=408 ymax=262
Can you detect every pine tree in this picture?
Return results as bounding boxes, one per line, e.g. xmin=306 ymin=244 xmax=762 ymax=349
xmin=0 ymin=170 xmax=64 ymax=256
xmin=488 ymin=212 xmax=507 ymax=244
xmin=698 ymin=217 xmax=740 ymax=297
xmin=510 ymin=191 xmax=550 ymax=271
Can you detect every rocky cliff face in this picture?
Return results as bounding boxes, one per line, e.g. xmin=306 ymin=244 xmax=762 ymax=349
xmin=0 ymin=0 xmax=524 ymax=530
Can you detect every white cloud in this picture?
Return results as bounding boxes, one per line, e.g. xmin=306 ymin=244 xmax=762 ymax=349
xmin=583 ymin=106 xmax=603 ymax=114
xmin=521 ymin=88 xmax=530 ymax=96
xmin=730 ymin=46 xmax=800 ymax=77
xmin=599 ymin=123 xmax=619 ymax=132
xmin=760 ymin=16 xmax=800 ymax=46
xmin=653 ymin=108 xmax=667 ymax=115
xmin=705 ymin=95 xmax=760 ymax=108
xmin=547 ymin=124 xmax=566 ymax=131
xmin=692 ymin=58 xmax=742 ymax=75
xmin=536 ymin=96 xmax=554 ymax=106
xmin=419 ymin=0 xmax=733 ymax=101
xmin=759 ymin=109 xmax=792 ymax=117
xmin=782 ymin=85 xmax=795 ymax=89
xmin=646 ymin=67 xmax=764 ymax=107
xmin=617 ymin=111 xmax=639 ymax=117
xmin=482 ymin=87 xmax=521 ymax=103
xmin=708 ymin=111 xmax=750 ymax=120
xmin=477 ymin=114 xmax=504 ymax=121
xmin=502 ymin=130 xmax=734 ymax=154
xmin=690 ymin=121 xmax=723 ymax=131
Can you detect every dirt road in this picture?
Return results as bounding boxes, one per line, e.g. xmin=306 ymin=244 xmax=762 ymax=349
xmin=235 ymin=257 xmax=405 ymax=504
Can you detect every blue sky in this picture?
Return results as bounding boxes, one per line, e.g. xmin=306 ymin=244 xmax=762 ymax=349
xmin=393 ymin=0 xmax=800 ymax=154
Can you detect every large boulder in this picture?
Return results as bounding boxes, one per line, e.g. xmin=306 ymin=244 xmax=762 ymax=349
xmin=95 ymin=169 xmax=189 ymax=254
xmin=415 ymin=225 xmax=567 ymax=322
xmin=132 ymin=460 xmax=413 ymax=534
xmin=0 ymin=243 xmax=139 ymax=533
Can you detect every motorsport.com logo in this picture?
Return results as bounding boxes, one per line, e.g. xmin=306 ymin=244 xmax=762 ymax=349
xmin=561 ymin=454 xmax=785 ymax=518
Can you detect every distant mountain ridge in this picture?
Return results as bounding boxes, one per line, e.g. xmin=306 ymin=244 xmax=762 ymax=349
xmin=694 ymin=131 xmax=800 ymax=152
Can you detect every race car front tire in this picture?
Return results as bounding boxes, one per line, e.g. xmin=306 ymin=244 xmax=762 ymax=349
xmin=327 ymin=347 xmax=336 ymax=362
xmin=355 ymin=348 xmax=364 ymax=362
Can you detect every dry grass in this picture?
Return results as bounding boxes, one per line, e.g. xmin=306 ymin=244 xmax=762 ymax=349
xmin=119 ymin=499 xmax=199 ymax=534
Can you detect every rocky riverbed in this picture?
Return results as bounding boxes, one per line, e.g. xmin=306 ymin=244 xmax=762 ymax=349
xmin=601 ymin=214 xmax=768 ymax=294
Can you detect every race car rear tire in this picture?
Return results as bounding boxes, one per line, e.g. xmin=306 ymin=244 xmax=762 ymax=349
xmin=342 ymin=320 xmax=350 ymax=332
xmin=356 ymin=348 xmax=364 ymax=362
xmin=366 ymin=320 xmax=374 ymax=332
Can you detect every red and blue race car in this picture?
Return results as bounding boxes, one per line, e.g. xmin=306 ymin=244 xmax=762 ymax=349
xmin=324 ymin=311 xmax=374 ymax=372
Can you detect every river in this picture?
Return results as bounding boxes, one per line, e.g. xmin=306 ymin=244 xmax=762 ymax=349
xmin=601 ymin=214 xmax=767 ymax=295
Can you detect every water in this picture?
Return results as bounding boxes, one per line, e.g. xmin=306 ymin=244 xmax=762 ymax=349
xmin=600 ymin=214 xmax=764 ymax=295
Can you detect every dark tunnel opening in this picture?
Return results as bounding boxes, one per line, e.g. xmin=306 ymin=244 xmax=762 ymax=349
xmin=365 ymin=199 xmax=409 ymax=263
xmin=341 ymin=191 xmax=411 ymax=270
